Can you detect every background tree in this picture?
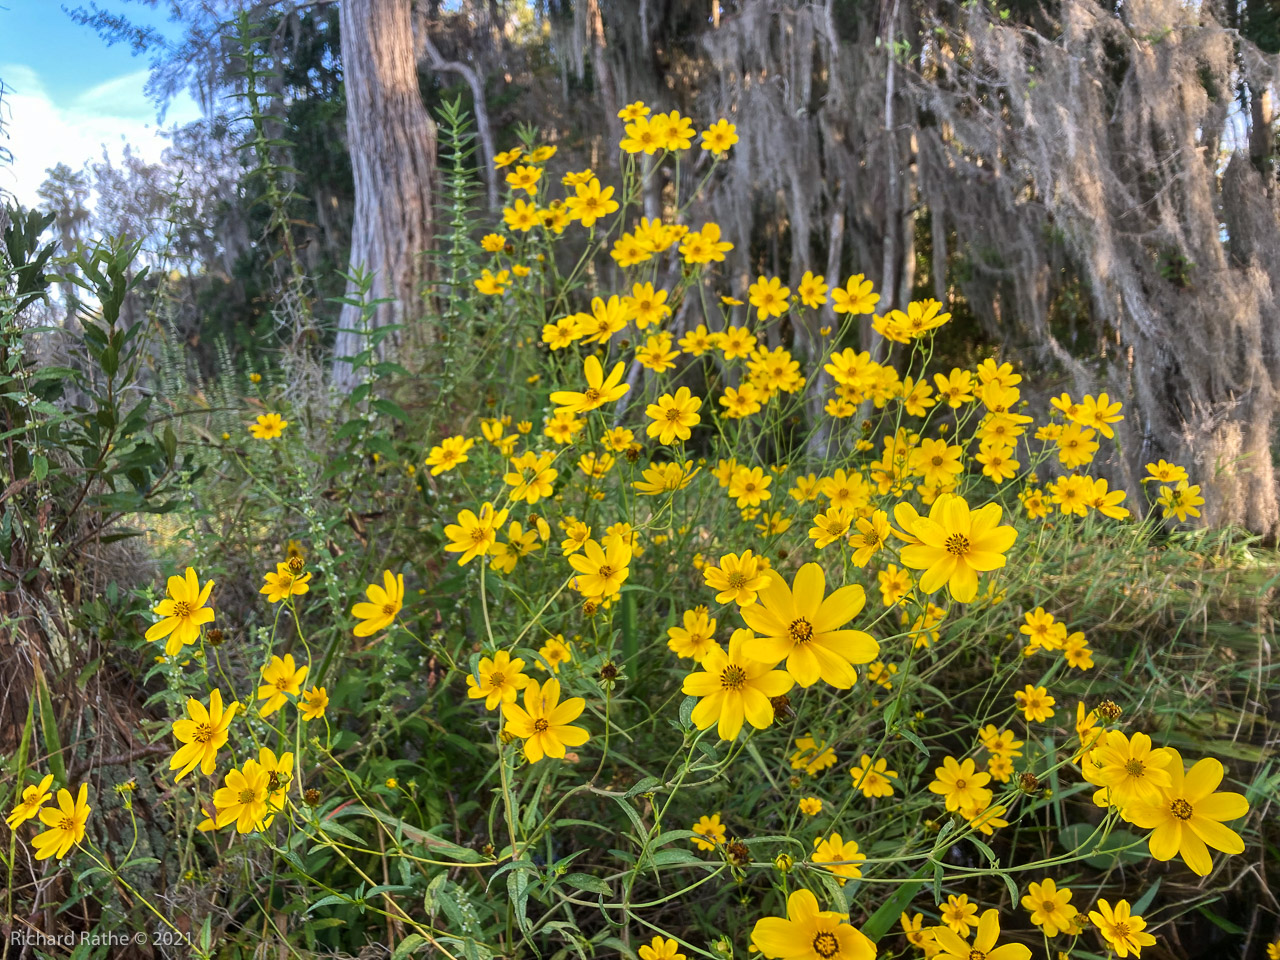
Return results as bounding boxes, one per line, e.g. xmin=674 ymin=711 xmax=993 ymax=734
xmin=332 ymin=0 xmax=438 ymax=389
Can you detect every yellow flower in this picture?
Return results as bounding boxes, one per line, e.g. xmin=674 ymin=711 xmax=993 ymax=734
xmin=1144 ymin=459 xmax=1187 ymax=484
xmin=474 ymin=268 xmax=510 ymax=295
xmin=1014 ymin=684 xmax=1055 ymax=722
xmin=260 ymin=562 xmax=311 ymax=603
xmin=682 ymin=628 xmax=793 ymax=740
xmin=679 ymin=222 xmax=733 ymax=264
xmin=748 ymin=275 xmax=791 ymax=319
xmin=257 ymin=653 xmax=308 ymax=717
xmin=740 ymin=562 xmax=879 ymax=689
xmin=1056 ymin=423 xmax=1098 ymax=469
xmin=932 ymin=909 xmax=1030 ymax=960
xmin=691 ymin=812 xmax=726 ymax=850
xmin=502 ymin=678 xmax=589 ymax=763
xmin=299 ymin=686 xmax=328 ymax=721
xmin=611 ymin=232 xmax=652 ymax=266
xmin=1021 ymin=879 xmax=1078 ymax=937
xmin=565 ymin=177 xmax=618 ymax=227
xmin=1088 ymin=900 xmax=1156 ymax=958
xmin=577 ymin=450 xmax=616 ymax=479
xmin=493 ymin=147 xmax=523 ymax=168
xmin=667 ymin=606 xmax=721 ymax=661
xmin=729 ymin=465 xmax=772 ymax=508
xmin=1126 ymin=749 xmax=1248 ymax=876
xmin=635 ymin=460 xmax=699 ymax=495
xmin=1083 ymin=730 xmax=1175 ymax=811
xmin=978 ymin=725 xmax=1024 ymax=758
xmin=851 ymin=754 xmax=898 ymax=798
xmin=639 ymin=936 xmax=686 ymax=960
xmin=30 ymin=783 xmax=90 ymax=860
xmin=560 ymin=519 xmax=592 ymax=555
xmin=620 ymin=115 xmax=665 ymax=154
xmin=537 ymin=635 xmax=573 ymax=673
xmin=489 ymin=522 xmax=541 ymax=574
xmin=750 ymin=888 xmax=876 ymax=960
xmin=481 ymin=233 xmax=506 ymax=252
xmin=568 ymin=537 xmax=631 ymax=599
xmin=624 ymin=281 xmax=672 ymax=328
xmin=618 ymin=101 xmax=650 ymax=121
xmin=444 ymin=503 xmax=510 ymax=566
xmin=831 ymin=274 xmax=880 ymax=315
xmin=425 ymin=435 xmax=474 ymax=475
xmin=170 ymin=689 xmax=239 ymax=781
xmin=849 ymin=510 xmax=890 ymax=567
xmin=791 ymin=735 xmax=838 ymax=774
xmin=503 ymin=197 xmax=540 ymax=231
xmin=798 ymin=796 xmax=823 ymax=816
xmin=897 ymin=492 xmax=1018 ymax=603
xmin=900 ymin=913 xmax=938 ymax=954
xmin=145 ymin=566 xmax=215 ymax=655
xmin=703 ymin=549 xmax=770 ymax=605
xmin=572 ymin=295 xmax=630 ymax=344
xmin=1076 ymin=392 xmax=1123 ymax=438
xmin=813 ymin=832 xmax=865 ymax=884
xmin=934 ymin=368 xmax=975 ymax=407
xmin=939 ymin=894 xmax=980 ymax=935
xmin=505 ymin=164 xmax=541 ymax=195
xmin=249 ymin=412 xmax=288 ymax=439
xmin=210 ymin=760 xmax=272 ymax=833
xmin=928 ymin=757 xmax=992 ymax=812
xmin=1157 ymin=480 xmax=1204 ymax=522
xmin=637 ymin=332 xmax=679 ymax=372
xmin=878 ymin=565 xmax=913 ymax=606
xmin=504 ymin=451 xmax=558 ymax=504
xmin=467 ymin=650 xmax=531 ymax=710
xmin=6 ymin=774 xmax=54 ymax=829
xmin=645 ymin=387 xmax=702 ymax=444
xmin=797 ymin=270 xmax=828 ymax=308
xmin=352 ymin=570 xmax=406 ymax=634
xmin=701 ymin=118 xmax=739 ymax=154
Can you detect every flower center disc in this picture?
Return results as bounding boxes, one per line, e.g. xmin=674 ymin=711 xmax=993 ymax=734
xmin=944 ymin=533 xmax=971 ymax=556
xmin=788 ymin=618 xmax=814 ymax=645
xmin=721 ymin=664 xmax=747 ymax=691
xmin=812 ymin=932 xmax=839 ymax=959
xmin=1170 ymin=797 xmax=1194 ymax=820
xmin=173 ymin=601 xmax=192 ymax=618
xmin=533 ymin=718 xmax=550 ymax=733
xmin=1124 ymin=759 xmax=1145 ymax=778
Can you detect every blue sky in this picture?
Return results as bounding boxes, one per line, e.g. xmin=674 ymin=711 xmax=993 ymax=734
xmin=0 ymin=0 xmax=201 ymax=204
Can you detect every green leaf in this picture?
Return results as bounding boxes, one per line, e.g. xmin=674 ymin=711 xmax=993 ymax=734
xmin=563 ymin=873 xmax=611 ymax=896
xmin=306 ymin=894 xmax=355 ymax=915
xmin=647 ymin=849 xmax=703 ymax=867
xmin=623 ymin=776 xmax=661 ymax=799
xmin=1131 ymin=876 xmax=1160 ymax=915
xmin=896 ymin=725 xmax=929 ymax=757
xmin=32 ymin=454 xmax=48 ymax=482
xmin=861 ymin=868 xmax=930 ymax=941
xmin=33 ymin=661 xmax=65 ymax=785
xmin=507 ymin=869 xmax=532 ymax=933
xmin=393 ymin=934 xmax=429 ymax=959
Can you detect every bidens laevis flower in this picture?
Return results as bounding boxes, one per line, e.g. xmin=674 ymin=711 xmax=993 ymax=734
xmin=501 ymin=678 xmax=589 ymax=763
xmin=681 ymin=628 xmax=793 ymax=741
xmin=352 ymin=570 xmax=405 ymax=636
xmin=170 ymin=688 xmax=239 ymax=781
xmin=146 ymin=566 xmax=215 ymax=655
xmin=740 ymin=563 xmax=879 ymax=689
xmin=897 ymin=493 xmax=1017 ymax=603
xmin=750 ymin=888 xmax=875 ymax=960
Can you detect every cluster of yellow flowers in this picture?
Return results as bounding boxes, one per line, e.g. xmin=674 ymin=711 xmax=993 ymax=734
xmin=11 ymin=103 xmax=1252 ymax=956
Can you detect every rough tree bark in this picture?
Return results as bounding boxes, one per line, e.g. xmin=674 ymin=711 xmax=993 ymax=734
xmin=332 ymin=0 xmax=438 ymax=391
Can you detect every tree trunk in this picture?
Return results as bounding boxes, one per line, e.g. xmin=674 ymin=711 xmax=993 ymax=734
xmin=332 ymin=0 xmax=438 ymax=391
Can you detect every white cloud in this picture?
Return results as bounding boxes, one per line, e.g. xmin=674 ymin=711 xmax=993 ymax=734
xmin=0 ymin=63 xmax=202 ymax=207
